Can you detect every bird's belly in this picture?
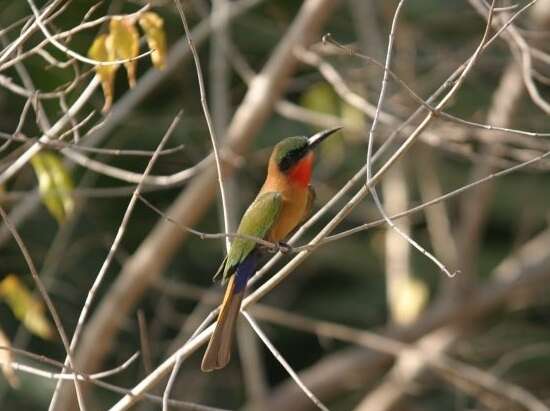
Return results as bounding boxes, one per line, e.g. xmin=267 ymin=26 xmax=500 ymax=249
xmin=267 ymin=191 xmax=308 ymax=242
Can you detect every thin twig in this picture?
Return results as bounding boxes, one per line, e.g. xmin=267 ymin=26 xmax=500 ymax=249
xmin=138 ymin=194 xmax=294 ymax=251
xmin=0 ymin=94 xmax=34 ymax=154
xmin=59 ymin=146 xmax=207 ymax=186
xmin=137 ymin=311 xmax=152 ymax=375
xmin=174 ymin=0 xmax=230 ymax=251
xmin=242 ymin=311 xmax=330 ymax=411
xmin=0 ymin=132 xmax=187 ymax=157
xmin=163 ymin=355 xmax=183 ymax=411
xmin=0 ymin=346 xmax=139 ymax=381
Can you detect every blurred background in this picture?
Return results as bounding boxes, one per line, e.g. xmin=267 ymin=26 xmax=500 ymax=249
xmin=1 ymin=0 xmax=550 ymax=410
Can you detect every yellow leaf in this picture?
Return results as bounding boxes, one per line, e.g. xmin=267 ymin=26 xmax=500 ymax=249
xmin=107 ymin=18 xmax=139 ymax=88
xmin=88 ymin=33 xmax=118 ymax=112
xmin=138 ymin=12 xmax=167 ymax=69
xmin=0 ymin=327 xmax=19 ymax=388
xmin=0 ymin=275 xmax=53 ymax=340
xmin=30 ymin=152 xmax=74 ymax=224
xmin=391 ymin=277 xmax=428 ymax=325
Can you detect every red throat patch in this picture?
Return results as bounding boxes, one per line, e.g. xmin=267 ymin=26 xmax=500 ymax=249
xmin=288 ymin=152 xmax=314 ymax=188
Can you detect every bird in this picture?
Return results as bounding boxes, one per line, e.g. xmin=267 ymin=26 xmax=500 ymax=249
xmin=201 ymin=127 xmax=341 ymax=372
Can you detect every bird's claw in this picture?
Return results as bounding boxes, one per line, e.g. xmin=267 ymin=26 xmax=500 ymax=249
xmin=277 ymin=241 xmax=291 ymax=254
xmin=267 ymin=241 xmax=291 ymax=254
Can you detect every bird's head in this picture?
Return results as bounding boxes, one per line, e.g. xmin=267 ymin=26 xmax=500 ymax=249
xmin=269 ymin=127 xmax=341 ymax=187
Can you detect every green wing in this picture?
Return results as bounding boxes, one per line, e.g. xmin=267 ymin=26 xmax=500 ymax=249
xmin=216 ymin=192 xmax=282 ymax=282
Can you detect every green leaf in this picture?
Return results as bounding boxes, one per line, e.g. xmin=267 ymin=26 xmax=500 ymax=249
xmin=30 ymin=151 xmax=74 ymax=224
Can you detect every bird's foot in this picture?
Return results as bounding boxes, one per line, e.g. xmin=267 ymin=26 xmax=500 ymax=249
xmin=267 ymin=241 xmax=291 ymax=254
xmin=277 ymin=241 xmax=291 ymax=254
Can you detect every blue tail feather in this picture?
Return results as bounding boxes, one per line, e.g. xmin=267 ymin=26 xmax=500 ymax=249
xmin=234 ymin=253 xmax=258 ymax=293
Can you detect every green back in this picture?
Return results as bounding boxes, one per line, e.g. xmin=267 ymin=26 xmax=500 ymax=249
xmin=219 ymin=192 xmax=282 ymax=282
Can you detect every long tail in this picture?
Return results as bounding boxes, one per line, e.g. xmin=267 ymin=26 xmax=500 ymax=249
xmin=201 ymin=253 xmax=257 ymax=372
xmin=201 ymin=276 xmax=243 ymax=372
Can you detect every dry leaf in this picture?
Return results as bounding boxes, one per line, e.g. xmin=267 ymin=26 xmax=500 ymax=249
xmin=88 ymin=33 xmax=118 ymax=112
xmin=107 ymin=18 xmax=139 ymax=88
xmin=138 ymin=12 xmax=167 ymax=69
xmin=0 ymin=327 xmax=18 ymax=388
xmin=30 ymin=152 xmax=74 ymax=224
xmin=0 ymin=275 xmax=54 ymax=340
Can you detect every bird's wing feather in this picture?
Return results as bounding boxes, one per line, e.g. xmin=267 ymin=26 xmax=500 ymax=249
xmin=220 ymin=192 xmax=282 ymax=282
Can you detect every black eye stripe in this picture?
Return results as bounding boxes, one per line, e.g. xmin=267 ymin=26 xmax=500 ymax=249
xmin=279 ymin=147 xmax=307 ymax=171
xmin=273 ymin=136 xmax=309 ymax=172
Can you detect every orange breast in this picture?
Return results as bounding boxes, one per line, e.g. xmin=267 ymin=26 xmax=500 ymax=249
xmin=260 ymin=152 xmax=313 ymax=243
xmin=267 ymin=185 xmax=309 ymax=242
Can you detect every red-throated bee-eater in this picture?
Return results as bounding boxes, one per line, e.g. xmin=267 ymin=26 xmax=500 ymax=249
xmin=201 ymin=127 xmax=341 ymax=372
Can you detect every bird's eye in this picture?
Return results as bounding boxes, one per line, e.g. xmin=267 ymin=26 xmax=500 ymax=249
xmin=278 ymin=147 xmax=306 ymax=171
xmin=279 ymin=155 xmax=293 ymax=171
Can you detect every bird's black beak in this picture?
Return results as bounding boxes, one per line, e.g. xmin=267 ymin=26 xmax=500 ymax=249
xmin=307 ymin=127 xmax=341 ymax=150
